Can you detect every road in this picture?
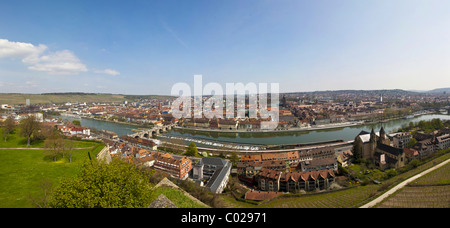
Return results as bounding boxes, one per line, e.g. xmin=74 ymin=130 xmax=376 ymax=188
xmin=360 ymin=158 xmax=450 ymax=208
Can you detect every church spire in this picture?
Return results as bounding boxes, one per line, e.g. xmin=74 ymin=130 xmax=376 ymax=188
xmin=370 ymin=128 xmax=376 ymax=142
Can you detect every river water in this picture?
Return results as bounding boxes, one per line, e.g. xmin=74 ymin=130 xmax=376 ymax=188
xmin=167 ymin=114 xmax=450 ymax=145
xmin=56 ymin=115 xmax=147 ymax=137
xmin=58 ymin=114 xmax=450 ymax=145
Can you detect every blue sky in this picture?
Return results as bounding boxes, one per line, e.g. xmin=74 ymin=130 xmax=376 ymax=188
xmin=0 ymin=0 xmax=449 ymax=95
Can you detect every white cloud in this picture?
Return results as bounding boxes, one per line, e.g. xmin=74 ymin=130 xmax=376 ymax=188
xmin=93 ymin=68 xmax=120 ymax=76
xmin=0 ymin=39 xmax=88 ymax=75
xmin=0 ymin=39 xmax=47 ymax=60
xmin=27 ymin=50 xmax=88 ymax=75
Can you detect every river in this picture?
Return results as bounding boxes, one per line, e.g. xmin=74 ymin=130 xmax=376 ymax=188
xmin=58 ymin=114 xmax=450 ymax=146
xmin=165 ymin=114 xmax=450 ymax=145
xmin=56 ymin=115 xmax=148 ymax=136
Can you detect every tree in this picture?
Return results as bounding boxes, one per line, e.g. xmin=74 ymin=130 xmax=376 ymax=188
xmin=19 ymin=115 xmax=41 ymax=146
xmin=229 ymin=152 xmax=239 ymax=167
xmin=407 ymin=138 xmax=418 ymax=148
xmin=48 ymin=159 xmax=155 ymax=208
xmin=72 ymin=120 xmax=81 ymax=126
xmin=44 ymin=134 xmax=65 ymax=162
xmin=185 ymin=142 xmax=199 ymax=157
xmin=65 ymin=140 xmax=75 ymax=163
xmin=2 ymin=115 xmax=15 ymax=142
xmin=28 ymin=178 xmax=53 ymax=208
xmin=352 ymin=141 xmax=362 ymax=162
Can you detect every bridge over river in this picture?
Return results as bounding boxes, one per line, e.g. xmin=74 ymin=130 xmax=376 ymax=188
xmin=129 ymin=123 xmax=178 ymax=138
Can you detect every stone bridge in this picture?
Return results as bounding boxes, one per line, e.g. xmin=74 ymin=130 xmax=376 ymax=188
xmin=129 ymin=123 xmax=177 ymax=138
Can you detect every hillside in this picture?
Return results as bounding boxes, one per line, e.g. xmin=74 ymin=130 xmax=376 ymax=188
xmin=0 ymin=128 xmax=105 ymax=208
xmin=0 ymin=93 xmax=174 ymax=105
xmin=425 ymin=88 xmax=450 ymax=94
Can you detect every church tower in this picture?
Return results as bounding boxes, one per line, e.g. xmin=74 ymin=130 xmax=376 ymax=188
xmin=378 ymin=126 xmax=390 ymax=145
xmin=369 ymin=128 xmax=377 ymax=159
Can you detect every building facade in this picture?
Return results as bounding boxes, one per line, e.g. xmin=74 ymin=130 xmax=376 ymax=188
xmin=256 ymin=168 xmax=336 ymax=192
xmin=354 ymin=127 xmax=406 ymax=170
xmin=193 ymin=157 xmax=232 ymax=194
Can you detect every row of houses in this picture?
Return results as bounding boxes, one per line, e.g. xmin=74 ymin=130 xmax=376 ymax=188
xmin=236 ymin=147 xmax=341 ymax=191
xmin=107 ymin=138 xmax=232 ymax=194
xmin=181 ymin=117 xmax=292 ymax=130
xmin=57 ymin=124 xmax=91 ymax=138
xmin=239 ymin=147 xmax=335 ymax=165
xmin=108 ymin=141 xmax=193 ymax=180
xmin=256 ymin=168 xmax=336 ymax=192
xmin=409 ymin=129 xmax=450 ymax=160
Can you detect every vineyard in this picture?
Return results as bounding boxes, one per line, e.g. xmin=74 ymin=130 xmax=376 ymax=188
xmin=376 ymin=161 xmax=450 ymax=208
xmin=220 ymin=153 xmax=450 ymax=208
xmin=221 ymin=185 xmax=380 ymax=208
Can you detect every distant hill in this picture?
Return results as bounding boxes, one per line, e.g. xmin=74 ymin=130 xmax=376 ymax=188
xmin=1 ymin=88 xmax=447 ymax=105
xmin=0 ymin=93 xmax=175 ymax=105
xmin=425 ymin=88 xmax=450 ymax=94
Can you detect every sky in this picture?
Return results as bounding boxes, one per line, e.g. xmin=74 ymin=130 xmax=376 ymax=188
xmin=0 ymin=0 xmax=449 ymax=95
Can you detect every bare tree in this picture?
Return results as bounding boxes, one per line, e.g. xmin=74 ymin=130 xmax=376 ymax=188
xmin=19 ymin=115 xmax=41 ymax=146
xmin=65 ymin=140 xmax=75 ymax=163
xmin=44 ymin=134 xmax=65 ymax=162
xmin=28 ymin=178 xmax=53 ymax=208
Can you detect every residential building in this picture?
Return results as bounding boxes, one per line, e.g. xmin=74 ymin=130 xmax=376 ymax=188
xmin=193 ymin=157 xmax=232 ymax=194
xmin=256 ymin=168 xmax=336 ymax=193
xmin=337 ymin=150 xmax=353 ymax=168
xmin=298 ymin=158 xmax=338 ymax=172
xmin=256 ymin=168 xmax=281 ymax=192
xmin=436 ymin=134 xmax=450 ymax=150
xmin=393 ymin=132 xmax=412 ymax=149
xmin=151 ymin=152 xmax=192 ymax=180
xmin=279 ymin=169 xmax=335 ymax=192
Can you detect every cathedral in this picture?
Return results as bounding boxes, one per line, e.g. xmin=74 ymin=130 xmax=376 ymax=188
xmin=353 ymin=127 xmax=406 ymax=170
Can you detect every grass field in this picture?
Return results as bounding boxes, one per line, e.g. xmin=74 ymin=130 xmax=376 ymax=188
xmin=0 ymin=93 xmax=128 ymax=105
xmin=0 ymin=129 xmax=105 ymax=208
xmin=0 ymin=129 xmax=44 ymax=148
xmin=0 ymin=93 xmax=175 ymax=105
xmin=153 ymin=187 xmax=209 ymax=208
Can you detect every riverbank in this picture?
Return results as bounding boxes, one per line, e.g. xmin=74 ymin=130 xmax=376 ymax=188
xmin=61 ymin=113 xmax=153 ymax=128
xmin=174 ymin=111 xmax=438 ymax=134
xmin=175 ymin=121 xmax=366 ymax=134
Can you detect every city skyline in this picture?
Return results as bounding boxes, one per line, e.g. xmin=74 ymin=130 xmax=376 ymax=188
xmin=1 ymin=0 xmax=449 ymax=95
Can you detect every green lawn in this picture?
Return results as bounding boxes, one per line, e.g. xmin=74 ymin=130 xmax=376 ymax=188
xmin=0 ymin=129 xmax=44 ymax=148
xmin=152 ymin=187 xmax=209 ymax=208
xmin=0 ymin=130 xmax=105 ymax=208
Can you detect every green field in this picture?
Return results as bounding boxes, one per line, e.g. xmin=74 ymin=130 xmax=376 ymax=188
xmin=0 ymin=93 xmax=127 ymax=105
xmin=0 ymin=93 xmax=174 ymax=105
xmin=0 ymin=130 xmax=105 ymax=208
xmin=153 ymin=187 xmax=209 ymax=208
